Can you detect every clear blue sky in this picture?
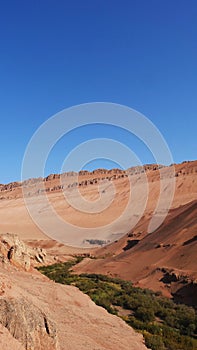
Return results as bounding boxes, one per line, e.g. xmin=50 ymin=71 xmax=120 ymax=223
xmin=0 ymin=0 xmax=196 ymax=183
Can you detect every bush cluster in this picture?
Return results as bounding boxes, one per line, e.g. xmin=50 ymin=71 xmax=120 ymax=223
xmin=37 ymin=259 xmax=197 ymax=350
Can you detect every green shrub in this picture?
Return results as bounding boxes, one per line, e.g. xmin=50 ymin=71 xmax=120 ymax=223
xmin=135 ymin=306 xmax=155 ymax=323
xmin=143 ymin=333 xmax=165 ymax=350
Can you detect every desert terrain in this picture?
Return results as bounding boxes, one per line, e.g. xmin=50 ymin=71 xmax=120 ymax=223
xmin=0 ymin=160 xmax=196 ymax=349
xmin=0 ymin=161 xmax=196 ymax=297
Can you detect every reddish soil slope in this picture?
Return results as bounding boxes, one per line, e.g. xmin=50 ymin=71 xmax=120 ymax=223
xmin=0 ymin=160 xmax=196 ymax=301
xmin=74 ymin=199 xmax=197 ymax=305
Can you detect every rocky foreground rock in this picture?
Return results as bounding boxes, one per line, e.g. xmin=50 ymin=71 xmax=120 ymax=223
xmin=0 ymin=233 xmax=47 ymax=270
xmin=0 ymin=234 xmax=148 ymax=350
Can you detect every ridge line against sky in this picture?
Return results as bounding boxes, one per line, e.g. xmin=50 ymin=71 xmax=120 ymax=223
xmin=1 ymin=159 xmax=196 ymax=186
xmin=0 ymin=0 xmax=196 ymax=183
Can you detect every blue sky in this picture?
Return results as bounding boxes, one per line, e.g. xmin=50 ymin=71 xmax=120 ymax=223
xmin=0 ymin=0 xmax=196 ymax=183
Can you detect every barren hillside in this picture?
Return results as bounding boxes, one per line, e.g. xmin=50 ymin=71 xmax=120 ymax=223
xmin=0 ymin=160 xmax=196 ymax=300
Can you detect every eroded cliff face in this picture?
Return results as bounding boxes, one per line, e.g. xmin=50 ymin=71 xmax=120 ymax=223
xmin=0 ymin=233 xmax=47 ymax=270
xmin=0 ymin=234 xmax=148 ymax=350
xmin=0 ymin=234 xmax=59 ymax=349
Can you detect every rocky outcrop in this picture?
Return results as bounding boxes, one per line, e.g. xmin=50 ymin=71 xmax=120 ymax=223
xmin=0 ymin=298 xmax=59 ymax=350
xmin=0 ymin=233 xmax=46 ymax=270
xmin=45 ymin=174 xmax=60 ymax=181
xmin=0 ymin=234 xmax=59 ymax=350
xmin=0 ymin=181 xmax=21 ymax=192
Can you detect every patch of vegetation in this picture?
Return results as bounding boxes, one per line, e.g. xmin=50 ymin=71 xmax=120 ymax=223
xmin=37 ymin=259 xmax=197 ymax=350
xmin=83 ymin=239 xmax=110 ymax=245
